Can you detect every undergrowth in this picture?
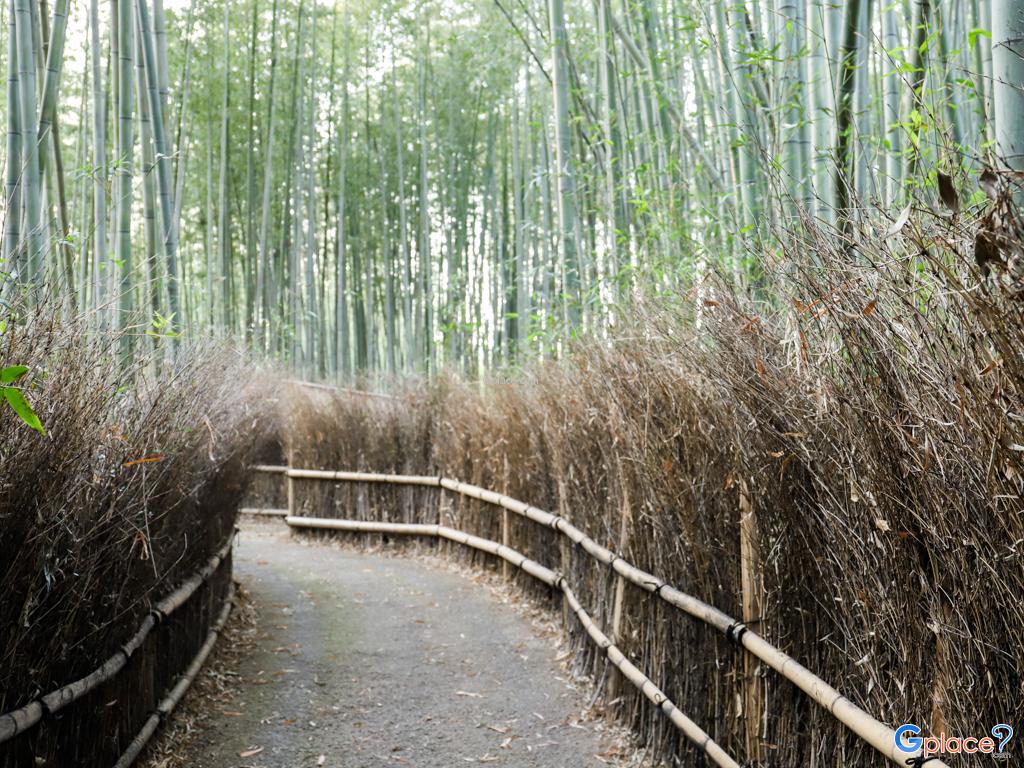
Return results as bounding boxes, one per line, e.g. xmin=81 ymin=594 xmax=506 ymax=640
xmin=0 ymin=304 xmax=268 ymax=711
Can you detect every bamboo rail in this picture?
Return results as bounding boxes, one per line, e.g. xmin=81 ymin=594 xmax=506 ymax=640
xmin=284 ymin=379 xmax=399 ymax=400
xmin=239 ymin=506 xmax=289 ymax=517
xmin=287 ymin=515 xmax=740 ymax=768
xmin=112 ymin=583 xmax=235 ymax=768
xmin=269 ymin=465 xmax=949 ymax=768
xmin=0 ymin=533 xmax=235 ymax=744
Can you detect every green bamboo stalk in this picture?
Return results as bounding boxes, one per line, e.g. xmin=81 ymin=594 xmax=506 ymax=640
xmin=417 ymin=14 xmax=431 ymax=371
xmin=13 ymin=0 xmax=45 ymax=287
xmin=781 ymin=0 xmax=810 ymax=212
xmin=882 ymin=0 xmax=903 ymax=205
xmin=549 ymin=0 xmax=580 ymax=328
xmin=114 ymin=0 xmax=135 ymax=336
xmin=218 ymin=0 xmax=231 ymax=332
xmin=152 ymin=0 xmax=169 ymax=117
xmin=135 ymin=10 xmax=159 ymax=332
xmin=256 ymin=0 xmax=280 ymax=350
xmin=391 ymin=40 xmax=413 ymax=372
xmin=906 ymin=0 xmax=932 ymax=178
xmin=335 ymin=3 xmax=351 ymax=376
xmin=36 ymin=0 xmax=68 ymax=171
xmin=3 ymin=0 xmax=22 ymax=286
xmin=89 ymin=0 xmax=107 ymax=314
xmin=993 ymin=0 xmax=1024 ymax=171
xmin=136 ymin=0 xmax=181 ymax=341
xmin=303 ymin=3 xmax=319 ymax=375
xmin=244 ymin=0 xmax=258 ymax=340
xmin=833 ymin=0 xmax=862 ymax=221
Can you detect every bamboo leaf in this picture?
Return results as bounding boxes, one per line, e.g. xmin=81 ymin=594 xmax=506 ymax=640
xmin=968 ymin=27 xmax=991 ymax=49
xmin=0 ymin=365 xmax=29 ymax=384
xmin=3 ymin=386 xmax=45 ymax=434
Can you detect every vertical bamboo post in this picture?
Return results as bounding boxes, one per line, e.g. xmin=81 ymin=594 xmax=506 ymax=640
xmin=930 ymin=600 xmax=950 ymax=738
xmin=438 ymin=480 xmax=453 ymax=558
xmin=738 ymin=479 xmax=763 ymax=763
xmin=287 ymin=442 xmax=296 ymax=520
xmin=556 ymin=472 xmax=571 ymax=624
xmin=607 ymin=468 xmax=632 ymax=702
xmin=501 ymin=456 xmax=510 ymax=580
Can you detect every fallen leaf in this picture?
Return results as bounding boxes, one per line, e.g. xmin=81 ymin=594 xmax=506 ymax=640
xmin=974 ymin=230 xmax=1003 ymax=276
xmin=874 ymin=518 xmax=891 ymax=533
xmin=886 ymin=203 xmax=912 ymax=237
xmin=937 ymin=172 xmax=960 ymax=212
xmin=239 ymin=747 xmax=264 ymax=758
xmin=980 ymin=167 xmax=999 ymax=199
xmin=123 ymin=455 xmax=164 ymax=467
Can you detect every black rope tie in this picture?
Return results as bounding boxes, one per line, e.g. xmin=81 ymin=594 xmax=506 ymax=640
xmin=725 ymin=621 xmax=748 ymax=645
xmin=905 ymin=756 xmax=941 ymax=767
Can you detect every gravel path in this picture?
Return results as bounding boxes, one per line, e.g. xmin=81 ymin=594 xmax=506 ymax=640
xmin=177 ymin=523 xmax=623 ymax=767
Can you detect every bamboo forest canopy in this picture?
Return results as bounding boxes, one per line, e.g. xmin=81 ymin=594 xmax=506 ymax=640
xmin=1 ymin=0 xmax=1023 ymax=377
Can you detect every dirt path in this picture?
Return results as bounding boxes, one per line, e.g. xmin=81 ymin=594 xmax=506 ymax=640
xmin=174 ymin=523 xmax=624 ymax=767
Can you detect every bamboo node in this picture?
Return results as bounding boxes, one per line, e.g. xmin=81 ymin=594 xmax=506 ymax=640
xmin=724 ymin=621 xmax=748 ymax=645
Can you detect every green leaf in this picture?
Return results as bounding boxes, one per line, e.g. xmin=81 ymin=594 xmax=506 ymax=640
xmin=3 ymin=386 xmax=45 ymax=434
xmin=0 ymin=365 xmax=29 ymax=384
xmin=968 ymin=28 xmax=991 ymax=49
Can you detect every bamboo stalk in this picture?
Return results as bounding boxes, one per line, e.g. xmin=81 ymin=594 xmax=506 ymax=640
xmin=136 ymin=0 xmax=181 ymax=340
xmin=13 ymin=0 xmax=45 ymax=284
xmin=36 ymin=0 xmax=69 ymax=169
xmin=274 ymin=466 xmax=950 ymax=768
xmin=3 ymin=0 xmax=22 ymax=281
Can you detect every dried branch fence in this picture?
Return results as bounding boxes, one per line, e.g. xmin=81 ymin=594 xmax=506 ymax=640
xmin=0 ymin=534 xmax=236 ymax=768
xmin=256 ymin=464 xmax=946 ymax=768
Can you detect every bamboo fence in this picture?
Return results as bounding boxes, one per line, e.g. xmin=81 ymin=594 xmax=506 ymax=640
xmin=264 ymin=465 xmax=948 ymax=768
xmin=111 ymin=583 xmax=235 ymax=768
xmin=0 ymin=533 xmax=236 ymax=765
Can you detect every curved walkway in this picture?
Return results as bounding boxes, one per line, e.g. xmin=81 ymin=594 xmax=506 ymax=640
xmin=174 ymin=523 xmax=624 ymax=767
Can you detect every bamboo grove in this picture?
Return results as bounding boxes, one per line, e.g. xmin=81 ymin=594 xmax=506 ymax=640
xmin=1 ymin=0 xmax=1022 ymax=376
